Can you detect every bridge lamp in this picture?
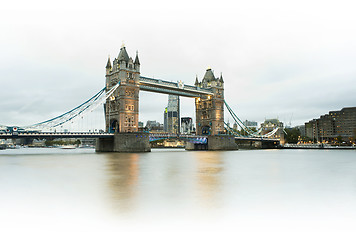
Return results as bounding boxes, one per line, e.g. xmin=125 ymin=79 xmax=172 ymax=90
xmin=110 ymin=96 xmax=115 ymax=101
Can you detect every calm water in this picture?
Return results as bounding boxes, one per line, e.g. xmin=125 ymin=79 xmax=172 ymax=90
xmin=1 ymin=148 xmax=356 ymax=239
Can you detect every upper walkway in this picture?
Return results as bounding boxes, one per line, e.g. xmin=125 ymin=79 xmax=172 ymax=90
xmin=139 ymin=76 xmax=214 ymax=98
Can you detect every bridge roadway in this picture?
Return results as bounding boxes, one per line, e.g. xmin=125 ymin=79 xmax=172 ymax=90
xmin=0 ymin=132 xmax=279 ymax=143
xmin=139 ymin=76 xmax=213 ymax=98
xmin=0 ymin=132 xmax=114 ymax=139
xmin=0 ymin=132 xmax=206 ymax=140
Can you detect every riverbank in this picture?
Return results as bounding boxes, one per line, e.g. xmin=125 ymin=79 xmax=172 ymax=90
xmin=282 ymin=143 xmax=356 ymax=150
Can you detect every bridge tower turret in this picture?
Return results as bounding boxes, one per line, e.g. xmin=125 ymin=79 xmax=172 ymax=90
xmin=195 ymin=68 xmax=225 ymax=136
xmin=105 ymin=56 xmax=112 ymax=75
xmin=104 ymin=45 xmax=140 ymax=133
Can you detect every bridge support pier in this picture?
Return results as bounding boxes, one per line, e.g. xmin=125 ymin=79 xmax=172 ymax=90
xmin=96 ymin=132 xmax=151 ymax=152
xmin=185 ymin=135 xmax=238 ymax=151
xmin=235 ymin=139 xmax=280 ymax=149
xmin=207 ymin=135 xmax=238 ymax=150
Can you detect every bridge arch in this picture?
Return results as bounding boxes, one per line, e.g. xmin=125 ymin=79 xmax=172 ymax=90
xmin=110 ymin=120 xmax=118 ymax=133
xmin=201 ymin=125 xmax=211 ymax=135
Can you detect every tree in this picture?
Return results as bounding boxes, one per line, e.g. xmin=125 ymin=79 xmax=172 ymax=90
xmin=300 ymin=136 xmax=312 ymax=143
xmin=75 ymin=139 xmax=81 ymax=146
xmin=284 ymin=127 xmax=301 ymax=144
xmin=45 ymin=140 xmax=54 ymax=146
xmin=336 ymin=135 xmax=343 ymax=144
xmin=240 ymin=127 xmax=257 ymax=136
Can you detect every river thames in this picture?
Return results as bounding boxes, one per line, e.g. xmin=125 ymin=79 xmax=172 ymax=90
xmin=1 ymin=148 xmax=356 ymax=239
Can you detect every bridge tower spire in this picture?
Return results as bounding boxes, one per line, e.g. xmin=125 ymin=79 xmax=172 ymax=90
xmin=105 ymin=55 xmax=112 ymax=75
xmin=134 ymin=50 xmax=140 ymax=73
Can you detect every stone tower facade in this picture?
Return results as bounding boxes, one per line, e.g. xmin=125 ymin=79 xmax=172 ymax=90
xmin=105 ymin=46 xmax=140 ymax=133
xmin=194 ymin=68 xmax=225 ymax=135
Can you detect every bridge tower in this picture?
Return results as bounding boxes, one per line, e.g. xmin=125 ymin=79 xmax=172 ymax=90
xmin=194 ymin=68 xmax=225 ymax=135
xmin=97 ymin=45 xmax=150 ymax=152
xmin=105 ymin=45 xmax=140 ymax=133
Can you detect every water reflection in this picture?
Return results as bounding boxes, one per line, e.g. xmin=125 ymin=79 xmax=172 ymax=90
xmin=2 ymin=148 xmax=356 ymax=236
xmin=194 ymin=151 xmax=224 ymax=209
xmin=103 ymin=150 xmax=226 ymax=215
xmin=105 ymin=153 xmax=139 ymax=213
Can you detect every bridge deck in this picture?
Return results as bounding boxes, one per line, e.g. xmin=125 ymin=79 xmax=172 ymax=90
xmin=0 ymin=132 xmax=279 ymax=142
xmin=0 ymin=132 xmax=114 ymax=139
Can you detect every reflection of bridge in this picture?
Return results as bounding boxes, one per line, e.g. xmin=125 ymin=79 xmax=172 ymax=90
xmin=1 ymin=45 xmax=282 ymax=152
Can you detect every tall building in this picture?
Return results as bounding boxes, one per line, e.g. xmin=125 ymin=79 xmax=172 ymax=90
xmin=181 ymin=117 xmax=193 ymax=134
xmin=305 ymin=107 xmax=356 ymax=143
xmin=243 ymin=120 xmax=258 ymax=129
xmin=146 ymin=120 xmax=164 ymax=132
xmin=163 ymin=95 xmax=180 ymax=134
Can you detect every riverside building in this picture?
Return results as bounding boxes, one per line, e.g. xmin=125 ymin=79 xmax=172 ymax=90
xmin=305 ymin=107 xmax=356 ymax=143
xmin=243 ymin=120 xmax=258 ymax=130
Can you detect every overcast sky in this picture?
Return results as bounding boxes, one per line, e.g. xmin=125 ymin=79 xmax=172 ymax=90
xmin=1 ymin=0 xmax=356 ymax=129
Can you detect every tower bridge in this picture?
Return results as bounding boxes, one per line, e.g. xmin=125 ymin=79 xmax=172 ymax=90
xmin=1 ymin=45 xmax=282 ymax=152
xmin=99 ymin=45 xmax=237 ymax=151
xmin=103 ymin=46 xmax=225 ymax=136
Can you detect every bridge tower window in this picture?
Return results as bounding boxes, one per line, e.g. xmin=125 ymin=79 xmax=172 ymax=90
xmin=127 ymin=72 xmax=133 ymax=79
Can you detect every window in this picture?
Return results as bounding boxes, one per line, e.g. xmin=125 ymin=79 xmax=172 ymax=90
xmin=127 ymin=72 xmax=133 ymax=79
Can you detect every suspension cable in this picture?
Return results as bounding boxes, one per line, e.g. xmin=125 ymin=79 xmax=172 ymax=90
xmin=24 ymin=81 xmax=121 ymax=130
xmin=224 ymin=122 xmax=244 ymax=137
xmin=224 ymin=100 xmax=280 ymax=138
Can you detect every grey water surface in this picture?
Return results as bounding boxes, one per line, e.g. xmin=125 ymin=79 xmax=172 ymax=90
xmin=1 ymin=148 xmax=356 ymax=239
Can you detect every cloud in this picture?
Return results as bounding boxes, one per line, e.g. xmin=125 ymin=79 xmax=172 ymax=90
xmin=1 ymin=0 xmax=356 ymax=128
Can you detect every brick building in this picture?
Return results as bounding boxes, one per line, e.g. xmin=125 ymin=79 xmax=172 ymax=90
xmin=305 ymin=107 xmax=356 ymax=143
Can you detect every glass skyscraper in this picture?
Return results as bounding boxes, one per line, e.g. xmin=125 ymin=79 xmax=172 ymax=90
xmin=163 ymin=95 xmax=180 ymax=134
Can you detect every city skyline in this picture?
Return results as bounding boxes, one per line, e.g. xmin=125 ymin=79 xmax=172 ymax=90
xmin=1 ymin=0 xmax=356 ymax=128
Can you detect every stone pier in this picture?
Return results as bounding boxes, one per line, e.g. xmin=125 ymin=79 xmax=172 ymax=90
xmin=185 ymin=135 xmax=238 ymax=151
xmin=96 ymin=132 xmax=151 ymax=152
